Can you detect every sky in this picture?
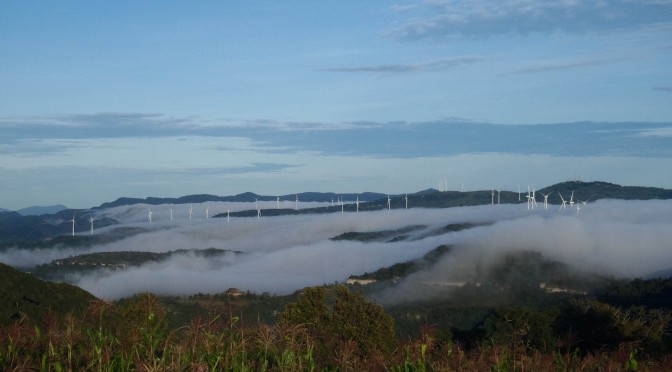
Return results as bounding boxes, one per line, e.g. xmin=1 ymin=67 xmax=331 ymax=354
xmin=1 ymin=1 xmax=672 ymax=210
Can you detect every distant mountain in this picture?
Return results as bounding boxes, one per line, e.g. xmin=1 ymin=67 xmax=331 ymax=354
xmin=3 ymin=181 xmax=671 ymax=244
xmin=17 ymin=204 xmax=68 ymax=216
xmin=538 ymin=181 xmax=672 ymax=205
xmin=0 ymin=209 xmax=118 ymax=245
xmin=0 ymin=262 xmax=97 ymax=324
xmin=0 ymin=207 xmax=9 ymax=213
xmin=96 ymin=191 xmax=387 ymax=209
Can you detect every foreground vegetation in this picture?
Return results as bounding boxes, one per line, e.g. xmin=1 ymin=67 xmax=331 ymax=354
xmin=2 ymin=282 xmax=672 ymax=371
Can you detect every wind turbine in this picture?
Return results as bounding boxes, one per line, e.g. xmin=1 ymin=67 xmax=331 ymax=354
xmin=558 ymin=192 xmax=567 ymax=210
xmin=491 ymin=190 xmax=495 ymax=205
xmin=340 ymin=197 xmax=344 ymax=213
xmin=356 ymin=195 xmax=360 ymax=212
xmin=518 ymin=185 xmax=521 ymax=202
xmin=540 ymin=192 xmax=550 ymax=210
xmin=89 ymin=215 xmax=94 ymax=235
xmin=170 ymin=208 xmax=173 ymax=221
xmin=148 ymin=209 xmax=153 ymax=223
xmin=525 ymin=187 xmax=530 ymax=210
xmin=189 ymin=204 xmax=193 ymax=220
xmin=295 ymin=194 xmax=299 ymax=211
xmin=497 ymin=190 xmax=500 ymax=205
xmin=257 ymin=208 xmax=261 ymax=218
xmin=69 ymin=213 xmax=76 ymax=237
xmin=255 ymin=198 xmax=259 ymax=211
xmin=404 ymin=193 xmax=408 ymax=209
xmin=227 ymin=210 xmax=230 ymax=222
xmin=277 ymin=196 xmax=280 ymax=209
xmin=387 ymin=194 xmax=391 ymax=210
xmin=531 ymin=188 xmax=537 ymax=209
xmin=569 ymin=191 xmax=575 ymax=208
xmin=205 ymin=206 xmax=209 ymax=219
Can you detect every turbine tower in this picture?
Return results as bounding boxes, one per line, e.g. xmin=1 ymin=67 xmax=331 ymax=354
xmin=295 ymin=194 xmax=299 ymax=211
xmin=356 ymin=195 xmax=360 ymax=212
xmin=340 ymin=197 xmax=344 ymax=213
xmin=227 ymin=210 xmax=230 ymax=222
xmin=404 ymin=193 xmax=408 ymax=209
xmin=189 ymin=204 xmax=193 ymax=220
xmin=170 ymin=208 xmax=173 ymax=221
xmin=148 ymin=209 xmax=153 ymax=223
xmin=277 ymin=196 xmax=280 ymax=209
xmin=89 ymin=216 xmax=94 ymax=235
xmin=205 ymin=206 xmax=209 ymax=219
xmin=387 ymin=194 xmax=391 ymax=210
xmin=491 ymin=190 xmax=494 ymax=205
xmin=497 ymin=190 xmax=500 ymax=205
xmin=69 ymin=213 xmax=76 ymax=237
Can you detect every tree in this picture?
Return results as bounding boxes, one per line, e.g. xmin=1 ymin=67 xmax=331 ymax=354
xmin=280 ymin=286 xmax=395 ymax=359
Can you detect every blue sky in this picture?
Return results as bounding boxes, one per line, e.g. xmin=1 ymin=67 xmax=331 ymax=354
xmin=1 ymin=1 xmax=672 ymax=210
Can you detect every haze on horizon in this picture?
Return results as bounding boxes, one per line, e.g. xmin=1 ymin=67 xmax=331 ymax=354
xmin=1 ymin=1 xmax=671 ymax=210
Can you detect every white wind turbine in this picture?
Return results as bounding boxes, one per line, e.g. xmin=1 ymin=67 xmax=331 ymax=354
xmin=518 ymin=185 xmax=521 ymax=202
xmin=148 ymin=209 xmax=153 ymax=223
xmin=356 ymin=195 xmax=360 ymax=212
xmin=89 ymin=215 xmax=94 ymax=235
xmin=340 ymin=197 xmax=344 ymax=213
xmin=226 ymin=210 xmax=230 ymax=222
xmin=387 ymin=194 xmax=391 ymax=210
xmin=189 ymin=204 xmax=193 ymax=220
xmin=497 ymin=190 xmax=500 ymax=205
xmin=170 ymin=208 xmax=173 ymax=221
xmin=277 ymin=196 xmax=280 ymax=209
xmin=526 ymin=187 xmax=531 ymax=210
xmin=69 ymin=213 xmax=76 ymax=237
xmin=569 ymin=191 xmax=575 ymax=208
xmin=531 ymin=188 xmax=537 ymax=209
xmin=491 ymin=190 xmax=495 ymax=205
xmin=540 ymin=192 xmax=550 ymax=210
xmin=295 ymin=194 xmax=299 ymax=211
xmin=558 ymin=192 xmax=567 ymax=210
xmin=404 ymin=193 xmax=408 ymax=209
xmin=205 ymin=206 xmax=209 ymax=219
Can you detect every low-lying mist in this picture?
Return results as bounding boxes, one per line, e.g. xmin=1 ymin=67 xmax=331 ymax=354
xmin=3 ymin=199 xmax=671 ymax=300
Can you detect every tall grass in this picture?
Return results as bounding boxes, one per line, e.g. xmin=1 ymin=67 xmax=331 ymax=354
xmin=2 ymin=295 xmax=671 ymax=371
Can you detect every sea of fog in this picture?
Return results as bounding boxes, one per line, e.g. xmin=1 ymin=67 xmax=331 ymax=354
xmin=2 ymin=199 xmax=671 ymax=300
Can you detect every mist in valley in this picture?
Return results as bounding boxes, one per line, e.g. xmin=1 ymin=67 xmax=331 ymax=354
xmin=2 ymin=199 xmax=671 ymax=301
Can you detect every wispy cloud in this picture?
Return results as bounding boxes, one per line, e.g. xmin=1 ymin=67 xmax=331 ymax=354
xmin=653 ymin=85 xmax=672 ymax=92
xmin=322 ymin=57 xmax=481 ymax=74
xmin=388 ymin=1 xmax=672 ymax=39
xmin=516 ymin=58 xmax=612 ymax=74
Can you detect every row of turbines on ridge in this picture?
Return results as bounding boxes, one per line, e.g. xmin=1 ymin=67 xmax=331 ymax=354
xmin=68 ymin=185 xmax=586 ymax=237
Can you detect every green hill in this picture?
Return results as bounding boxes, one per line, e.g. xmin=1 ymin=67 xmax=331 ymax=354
xmin=0 ymin=262 xmax=97 ymax=324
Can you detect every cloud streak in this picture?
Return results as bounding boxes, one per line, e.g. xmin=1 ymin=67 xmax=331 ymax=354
xmin=388 ymin=1 xmax=672 ymax=39
xmin=322 ymin=57 xmax=481 ymax=74
xmin=516 ymin=58 xmax=613 ymax=74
